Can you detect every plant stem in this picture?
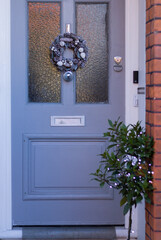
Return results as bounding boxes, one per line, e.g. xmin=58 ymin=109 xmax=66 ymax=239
xmin=127 ymin=207 xmax=132 ymax=240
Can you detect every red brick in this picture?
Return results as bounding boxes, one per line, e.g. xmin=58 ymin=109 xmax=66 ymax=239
xmin=153 ymin=192 xmax=161 ymax=204
xmin=151 ymin=126 xmax=161 ymax=138
xmin=151 ymin=0 xmax=161 ymax=4
xmin=153 ymin=166 xmax=161 ymax=178
xmin=146 ymin=202 xmax=153 ymax=213
xmin=152 ymin=154 xmax=161 ymax=166
xmin=145 ymin=235 xmax=150 ymax=240
xmin=148 ymin=34 xmax=154 ymax=47
xmin=148 ymin=204 xmax=161 ymax=218
xmin=147 ymin=201 xmax=157 ymax=214
xmin=147 ymin=60 xmax=152 ymax=73
xmin=149 ymin=5 xmax=161 ymax=20
xmin=146 ymin=61 xmax=150 ymax=73
xmin=152 ymin=19 xmax=161 ymax=32
xmin=146 ymin=86 xmax=150 ymax=98
xmin=147 ymin=21 xmax=151 ymax=35
xmin=153 ymin=33 xmax=161 ymax=45
xmin=151 ymin=46 xmax=161 ymax=58
xmin=146 ymin=209 xmax=150 ymax=223
xmin=146 ymin=0 xmax=151 ymax=9
xmin=153 ymin=179 xmax=161 ymax=191
xmin=149 ymin=86 xmax=161 ymax=98
xmin=147 ymin=9 xmax=150 ymax=22
xmin=146 ymin=223 xmax=151 ymax=237
xmin=151 ymin=100 xmax=161 ymax=112
xmin=146 ymin=111 xmax=150 ymax=123
xmin=149 ymin=7 xmax=153 ymax=21
xmin=155 ymin=113 xmax=161 ymax=125
xmin=154 ymin=140 xmax=161 ymax=152
xmin=146 ymin=99 xmax=151 ymax=111
xmin=149 ymin=112 xmax=157 ymax=125
xmin=154 ymin=87 xmax=161 ymax=98
xmin=146 ymin=123 xmax=151 ymax=135
xmin=154 ymin=218 xmax=161 ymax=231
xmin=149 ymin=59 xmax=161 ymax=72
xmin=147 ymin=35 xmax=150 ymax=48
xmin=149 ymin=214 xmax=154 ymax=228
xmin=147 ymin=48 xmax=151 ymax=61
xmin=151 ymin=230 xmax=161 ymax=240
xmin=148 ymin=87 xmax=154 ymax=98
xmin=146 ymin=73 xmax=151 ymax=85
xmin=151 ymin=73 xmax=161 ymax=85
xmin=148 ymin=33 xmax=161 ymax=46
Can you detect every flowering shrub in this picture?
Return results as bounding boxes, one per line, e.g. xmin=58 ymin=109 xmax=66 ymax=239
xmin=92 ymin=119 xmax=154 ymax=240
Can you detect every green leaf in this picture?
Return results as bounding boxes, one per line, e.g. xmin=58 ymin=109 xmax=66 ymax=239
xmin=120 ymin=196 xmax=127 ymax=206
xmin=107 ymin=144 xmax=117 ymax=149
xmin=127 ymin=192 xmax=133 ymax=203
xmin=123 ymin=203 xmax=131 ymax=215
xmin=108 ymin=119 xmax=113 ymax=127
xmin=145 ymin=195 xmax=151 ymax=204
xmin=100 ymin=182 xmax=105 ymax=187
xmin=117 ymin=121 xmax=123 ymax=130
xmin=136 ymin=195 xmax=143 ymax=204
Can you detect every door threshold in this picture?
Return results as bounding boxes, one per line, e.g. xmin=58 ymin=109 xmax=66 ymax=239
xmin=12 ymin=226 xmax=119 ymax=239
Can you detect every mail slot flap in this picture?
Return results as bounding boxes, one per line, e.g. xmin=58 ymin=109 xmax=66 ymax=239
xmin=51 ymin=116 xmax=85 ymax=127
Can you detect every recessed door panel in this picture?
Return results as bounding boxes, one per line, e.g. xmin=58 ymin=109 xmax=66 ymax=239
xmin=12 ymin=0 xmax=125 ymax=225
xmin=23 ymin=135 xmax=112 ymax=201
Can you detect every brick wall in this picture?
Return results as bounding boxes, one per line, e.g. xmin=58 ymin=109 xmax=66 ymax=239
xmin=146 ymin=0 xmax=161 ymax=239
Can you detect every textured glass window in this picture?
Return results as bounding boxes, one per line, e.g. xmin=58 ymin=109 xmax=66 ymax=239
xmin=76 ymin=3 xmax=109 ymax=103
xmin=28 ymin=3 xmax=61 ymax=103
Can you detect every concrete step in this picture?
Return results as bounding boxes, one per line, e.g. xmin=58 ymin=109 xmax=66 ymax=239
xmin=15 ymin=226 xmax=117 ymax=239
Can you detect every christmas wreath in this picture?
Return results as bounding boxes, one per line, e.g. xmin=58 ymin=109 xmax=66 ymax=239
xmin=50 ymin=33 xmax=88 ymax=72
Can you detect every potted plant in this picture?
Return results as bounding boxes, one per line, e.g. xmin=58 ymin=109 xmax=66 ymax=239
xmin=92 ymin=119 xmax=154 ymax=240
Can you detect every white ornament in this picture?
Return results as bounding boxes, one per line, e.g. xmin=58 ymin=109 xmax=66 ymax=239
xmin=60 ymin=41 xmax=65 ymax=47
xmin=57 ymin=61 xmax=63 ymax=67
xmin=80 ymin=52 xmax=86 ymax=59
xmin=79 ymin=48 xmax=84 ymax=52
xmin=75 ymin=40 xmax=79 ymax=45
xmin=51 ymin=46 xmax=55 ymax=51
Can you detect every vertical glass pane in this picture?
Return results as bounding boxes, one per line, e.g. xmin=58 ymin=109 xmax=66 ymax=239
xmin=28 ymin=3 xmax=61 ymax=103
xmin=76 ymin=3 xmax=109 ymax=103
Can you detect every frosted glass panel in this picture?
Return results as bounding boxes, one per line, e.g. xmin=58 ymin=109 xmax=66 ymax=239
xmin=76 ymin=3 xmax=109 ymax=103
xmin=28 ymin=2 xmax=61 ymax=103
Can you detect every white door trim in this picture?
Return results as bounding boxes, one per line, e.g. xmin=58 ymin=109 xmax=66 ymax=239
xmin=0 ymin=0 xmax=12 ymax=233
xmin=0 ymin=0 xmax=144 ymax=238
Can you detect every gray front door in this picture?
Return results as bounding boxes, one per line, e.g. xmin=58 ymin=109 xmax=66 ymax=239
xmin=12 ymin=0 xmax=125 ymax=226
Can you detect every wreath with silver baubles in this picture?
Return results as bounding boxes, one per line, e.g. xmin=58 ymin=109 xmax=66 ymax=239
xmin=50 ymin=33 xmax=88 ymax=72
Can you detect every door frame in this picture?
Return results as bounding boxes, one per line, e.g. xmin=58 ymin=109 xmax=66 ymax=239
xmin=0 ymin=0 xmax=144 ymax=238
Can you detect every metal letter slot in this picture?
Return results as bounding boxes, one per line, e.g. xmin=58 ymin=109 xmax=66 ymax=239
xmin=51 ymin=116 xmax=85 ymax=127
